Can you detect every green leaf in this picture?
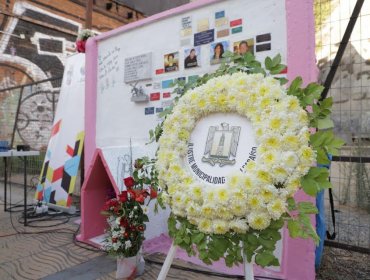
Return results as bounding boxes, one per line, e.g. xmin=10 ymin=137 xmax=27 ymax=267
xmin=192 ymin=233 xmax=204 ymax=244
xmin=318 ymin=116 xmax=334 ymax=129
xmin=287 ymin=197 xmax=296 ymax=211
xmin=270 ymin=64 xmax=287 ymax=75
xmin=304 ymin=83 xmax=324 ymax=99
xmin=288 ymin=77 xmax=303 ymax=93
xmin=225 ymin=254 xmax=235 ymax=267
xmin=274 ymin=77 xmax=289 ymax=85
xmin=272 ymin=54 xmax=282 ymax=67
xmin=213 ymin=236 xmax=230 ymax=253
xmin=287 ymin=220 xmax=301 ymax=238
xmin=297 ymin=202 xmax=318 ymax=214
xmin=301 ymin=176 xmax=320 ymax=196
xmin=269 ymin=218 xmax=285 ymax=230
xmin=255 ymin=251 xmax=276 ymax=267
xmin=265 ymin=57 xmax=273 ymax=70
xmin=259 ymin=238 xmax=275 ymax=250
xmin=247 ymin=234 xmax=258 ymax=245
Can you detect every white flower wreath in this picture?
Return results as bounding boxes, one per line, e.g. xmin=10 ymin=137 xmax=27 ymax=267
xmin=156 ymin=72 xmax=315 ymax=235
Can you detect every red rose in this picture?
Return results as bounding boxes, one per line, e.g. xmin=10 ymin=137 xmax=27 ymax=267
xmin=112 ymin=237 xmax=118 ymax=243
xmin=124 ymin=177 xmax=135 ymax=189
xmin=150 ymin=187 xmax=158 ymax=199
xmin=124 ymin=232 xmax=129 ymax=238
xmin=120 ymin=218 xmax=129 ymax=228
xmin=137 ymin=225 xmax=145 ymax=231
xmin=135 ymin=194 xmax=145 ymax=204
xmin=128 ymin=189 xmax=136 ymax=200
xmin=119 ymin=191 xmax=128 ymax=202
xmin=76 ymin=40 xmax=86 ymax=53
xmin=108 ymin=200 xmax=118 ymax=208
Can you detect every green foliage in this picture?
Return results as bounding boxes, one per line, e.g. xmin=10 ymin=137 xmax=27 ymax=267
xmin=168 ymin=214 xmax=284 ymax=268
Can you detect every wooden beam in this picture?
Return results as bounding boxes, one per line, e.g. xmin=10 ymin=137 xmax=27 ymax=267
xmin=85 ymin=0 xmax=93 ymax=29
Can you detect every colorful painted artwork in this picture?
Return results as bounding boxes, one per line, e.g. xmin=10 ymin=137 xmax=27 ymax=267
xmin=35 ymin=54 xmax=85 ymax=208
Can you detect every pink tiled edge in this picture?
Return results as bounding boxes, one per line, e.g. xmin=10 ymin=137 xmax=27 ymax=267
xmin=84 ymin=0 xmax=317 ymax=279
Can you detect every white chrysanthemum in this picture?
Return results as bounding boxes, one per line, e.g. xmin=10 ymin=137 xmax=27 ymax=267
xmin=229 ymin=219 xmax=249 ymax=233
xmin=230 ymin=202 xmax=247 ymax=216
xmin=247 ymin=194 xmax=263 ymax=209
xmin=248 ymin=212 xmax=271 ymax=230
xmin=215 ymin=187 xmax=230 ymax=204
xmin=213 ymin=219 xmax=229 ymax=234
xmin=272 ymin=165 xmax=290 ymax=183
xmin=282 ymin=151 xmax=299 ymax=169
xmin=259 ymin=150 xmax=279 ymax=168
xmin=198 ymin=218 xmax=213 ymax=233
xmin=190 ymin=185 xmax=203 ymax=202
xmin=267 ymin=199 xmax=287 ymax=220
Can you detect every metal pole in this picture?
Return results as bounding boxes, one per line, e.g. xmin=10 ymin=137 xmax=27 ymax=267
xmin=85 ymin=0 xmax=93 ymax=29
xmin=3 ymin=158 xmax=7 ymax=211
xmin=23 ymin=156 xmax=27 ymax=226
xmin=11 ymin=86 xmax=24 ymax=148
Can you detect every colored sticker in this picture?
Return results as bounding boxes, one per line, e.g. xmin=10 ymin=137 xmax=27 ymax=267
xmin=215 ymin=18 xmax=229 ymax=27
xmin=181 ymin=28 xmax=192 ymax=37
xmin=215 ymin=11 xmax=225 ymax=19
xmin=162 ymin=100 xmax=173 ymax=107
xmin=230 ymin=19 xmax=242 ymax=27
xmin=256 ymin=43 xmax=271 ymax=52
xmin=194 ymin=29 xmax=215 ymax=46
xmin=256 ymin=33 xmax=271 ymax=43
xmin=150 ymin=92 xmax=160 ymax=101
xmin=153 ymin=82 xmax=161 ymax=89
xmin=232 ymin=26 xmax=243 ymax=34
xmin=197 ymin=18 xmax=209 ymax=32
xmin=163 ymin=92 xmax=171 ymax=98
xmin=156 ymin=69 xmax=164 ymax=75
xmin=162 ymin=79 xmax=174 ymax=89
xmin=145 ymin=107 xmax=155 ymax=115
xmin=156 ymin=107 xmax=164 ymax=113
xmin=217 ymin=29 xmax=230 ymax=38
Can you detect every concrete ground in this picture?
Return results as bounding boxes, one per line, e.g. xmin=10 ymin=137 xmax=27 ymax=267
xmin=1 ymin=182 xmax=369 ymax=280
xmin=0 ymin=182 xmax=236 ymax=280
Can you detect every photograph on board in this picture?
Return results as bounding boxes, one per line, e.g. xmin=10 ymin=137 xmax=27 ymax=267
xmin=184 ymin=46 xmax=201 ymax=69
xmin=233 ymin=38 xmax=254 ymax=55
xmin=210 ymin=41 xmax=229 ymax=65
xmin=164 ymin=52 xmax=179 ymax=72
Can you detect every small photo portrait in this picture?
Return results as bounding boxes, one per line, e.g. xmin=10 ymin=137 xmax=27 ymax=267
xmin=184 ymin=46 xmax=201 ymax=69
xmin=233 ymin=38 xmax=254 ymax=56
xmin=164 ymin=52 xmax=179 ymax=73
xmin=210 ymin=41 xmax=229 ymax=65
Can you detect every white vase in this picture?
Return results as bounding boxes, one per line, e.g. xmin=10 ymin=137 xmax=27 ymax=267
xmin=116 ymin=255 xmax=138 ymax=279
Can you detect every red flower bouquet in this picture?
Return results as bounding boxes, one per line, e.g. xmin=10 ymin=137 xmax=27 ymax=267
xmin=101 ymin=158 xmax=159 ymax=258
xmin=75 ymin=29 xmax=95 ymax=53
